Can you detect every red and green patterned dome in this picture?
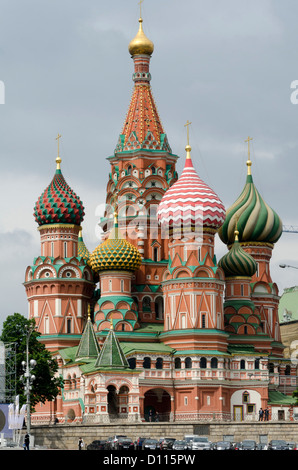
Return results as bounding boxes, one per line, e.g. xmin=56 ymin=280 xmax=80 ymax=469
xmin=34 ymin=164 xmax=85 ymax=227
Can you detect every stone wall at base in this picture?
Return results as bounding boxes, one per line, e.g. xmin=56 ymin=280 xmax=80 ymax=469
xmin=29 ymin=421 xmax=298 ymax=450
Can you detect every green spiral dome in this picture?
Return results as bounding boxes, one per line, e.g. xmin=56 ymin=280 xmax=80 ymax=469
xmin=218 ymin=174 xmax=282 ymax=246
xmin=218 ymin=230 xmax=257 ymax=278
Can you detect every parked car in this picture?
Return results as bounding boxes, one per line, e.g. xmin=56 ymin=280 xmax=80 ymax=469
xmin=287 ymin=442 xmax=298 ymax=450
xmin=191 ymin=437 xmax=212 ymax=450
xmin=142 ymin=439 xmax=159 ymax=450
xmin=159 ymin=438 xmax=176 ymax=450
xmin=135 ymin=437 xmax=147 ymax=450
xmin=115 ymin=437 xmax=135 ymax=451
xmin=268 ymin=440 xmax=289 ymax=450
xmin=256 ymin=443 xmax=268 ymax=450
xmin=106 ymin=435 xmax=128 ymax=450
xmin=86 ymin=440 xmax=107 ymax=450
xmin=212 ymin=441 xmax=234 ymax=450
xmin=239 ymin=440 xmax=257 ymax=450
xmin=172 ymin=440 xmax=189 ymax=451
xmin=184 ymin=435 xmax=199 ymax=448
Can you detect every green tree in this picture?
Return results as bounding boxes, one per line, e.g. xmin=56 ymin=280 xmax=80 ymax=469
xmin=292 ymin=389 xmax=298 ymax=405
xmin=0 ymin=313 xmax=63 ymax=410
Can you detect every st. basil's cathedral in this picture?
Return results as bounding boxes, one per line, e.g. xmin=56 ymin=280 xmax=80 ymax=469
xmin=24 ymin=13 xmax=297 ymax=424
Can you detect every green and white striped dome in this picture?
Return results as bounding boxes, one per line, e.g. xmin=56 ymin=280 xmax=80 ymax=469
xmin=218 ymin=230 xmax=257 ymax=278
xmin=218 ymin=172 xmax=282 ymax=246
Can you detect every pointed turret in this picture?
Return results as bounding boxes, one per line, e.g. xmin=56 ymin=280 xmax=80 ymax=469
xmin=95 ymin=320 xmax=129 ymax=369
xmin=75 ymin=306 xmax=101 ymax=361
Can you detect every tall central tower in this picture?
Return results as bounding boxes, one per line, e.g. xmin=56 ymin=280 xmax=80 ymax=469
xmin=100 ymin=15 xmax=179 ymax=324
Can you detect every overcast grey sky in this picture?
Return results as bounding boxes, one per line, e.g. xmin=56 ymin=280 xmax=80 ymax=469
xmin=1 ymin=0 xmax=298 ymax=330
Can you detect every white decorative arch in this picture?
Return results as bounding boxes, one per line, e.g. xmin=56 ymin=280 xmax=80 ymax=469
xmin=58 ymin=266 xmax=80 ymax=279
xmin=35 ymin=265 xmax=56 ymax=279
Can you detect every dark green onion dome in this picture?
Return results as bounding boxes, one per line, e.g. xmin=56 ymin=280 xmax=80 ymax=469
xmin=218 ymin=164 xmax=282 ymax=246
xmin=90 ymin=213 xmax=142 ymax=273
xmin=78 ymin=230 xmax=91 ymax=265
xmin=218 ymin=230 xmax=257 ymax=278
xmin=34 ymin=158 xmax=84 ymax=226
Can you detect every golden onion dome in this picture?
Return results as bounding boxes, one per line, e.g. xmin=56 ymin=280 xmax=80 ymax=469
xmin=128 ymin=17 xmax=154 ymax=57
xmin=90 ymin=213 xmax=142 ymax=273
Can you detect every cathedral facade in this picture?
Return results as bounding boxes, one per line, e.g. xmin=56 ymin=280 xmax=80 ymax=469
xmin=24 ymin=15 xmax=297 ymax=425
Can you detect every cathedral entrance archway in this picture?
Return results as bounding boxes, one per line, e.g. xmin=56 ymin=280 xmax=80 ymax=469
xmin=144 ymin=388 xmax=171 ymax=421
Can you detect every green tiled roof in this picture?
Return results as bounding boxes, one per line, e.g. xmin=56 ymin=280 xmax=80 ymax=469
xmin=75 ymin=317 xmax=101 ymax=361
xmin=268 ymin=390 xmax=296 ymax=405
xmin=95 ymin=328 xmax=129 ymax=369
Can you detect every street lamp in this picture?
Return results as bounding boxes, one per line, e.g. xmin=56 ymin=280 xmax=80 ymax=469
xmin=21 ymin=325 xmax=36 ymax=436
xmin=279 ymin=264 xmax=298 ymax=269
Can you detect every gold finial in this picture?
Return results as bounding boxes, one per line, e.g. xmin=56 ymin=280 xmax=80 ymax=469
xmin=245 ymin=136 xmax=253 ymax=175
xmin=184 ymin=120 xmax=192 ymax=158
xmin=128 ymin=2 xmax=154 ymax=56
xmin=87 ymin=304 xmax=91 ymax=320
xmin=110 ymin=316 xmax=114 ymax=330
xmin=234 ymin=215 xmax=239 ymax=241
xmin=56 ymin=133 xmax=62 ymax=170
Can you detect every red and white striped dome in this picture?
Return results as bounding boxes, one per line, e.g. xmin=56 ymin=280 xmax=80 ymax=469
xmin=157 ymin=145 xmax=226 ymax=234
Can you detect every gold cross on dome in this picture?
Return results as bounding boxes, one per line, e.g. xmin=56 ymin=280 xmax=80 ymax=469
xmin=56 ymin=133 xmax=62 ymax=169
xmin=184 ymin=120 xmax=192 ymax=146
xmin=245 ymin=136 xmax=253 ymax=175
xmin=138 ymin=0 xmax=144 ymax=17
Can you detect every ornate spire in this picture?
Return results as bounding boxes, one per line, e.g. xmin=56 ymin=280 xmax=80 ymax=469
xmin=115 ymin=13 xmax=171 ymax=153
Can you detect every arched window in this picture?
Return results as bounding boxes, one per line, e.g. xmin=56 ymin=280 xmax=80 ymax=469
xmin=255 ymin=359 xmax=260 ymax=370
xmin=211 ymin=357 xmax=218 ymax=369
xmin=185 ymin=357 xmax=192 ymax=369
xmin=142 ymin=297 xmax=151 ymax=312
xmin=66 ymin=317 xmax=72 ymax=334
xmin=156 ymin=357 xmax=163 ymax=369
xmin=200 ymin=357 xmax=207 ymax=369
xmin=155 ymin=297 xmax=164 ymax=320
xmin=285 ymin=365 xmax=291 ymax=375
xmin=240 ymin=359 xmax=246 ymax=370
xmin=151 ymin=166 xmax=156 ymax=174
xmin=120 ymin=279 xmax=124 ymax=292
xmin=175 ymin=358 xmax=181 ymax=369
xmin=143 ymin=357 xmax=151 ymax=369
xmin=127 ymin=165 xmax=132 ymax=175
xmin=128 ymin=358 xmax=136 ymax=370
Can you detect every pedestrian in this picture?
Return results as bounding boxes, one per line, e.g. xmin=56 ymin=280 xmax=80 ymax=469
xmin=24 ymin=433 xmax=30 ymax=450
xmin=149 ymin=409 xmax=153 ymax=422
xmin=265 ymin=408 xmax=269 ymax=421
xmin=155 ymin=411 xmax=159 ymax=422
xmin=259 ymin=408 xmax=263 ymax=421
xmin=78 ymin=437 xmax=84 ymax=450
